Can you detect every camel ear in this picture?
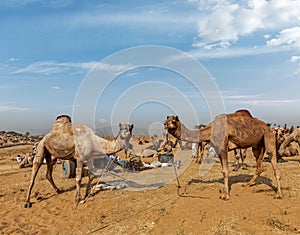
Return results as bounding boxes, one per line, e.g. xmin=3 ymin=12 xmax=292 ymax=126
xmin=167 ymin=116 xmax=169 ymax=119
xmin=175 ymin=115 xmax=179 ymax=121
xmin=130 ymin=124 xmax=134 ymax=130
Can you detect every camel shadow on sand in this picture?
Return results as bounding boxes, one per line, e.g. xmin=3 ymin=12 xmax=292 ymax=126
xmin=188 ymin=174 xmax=277 ymax=193
xmin=32 ymin=185 xmax=77 ymax=204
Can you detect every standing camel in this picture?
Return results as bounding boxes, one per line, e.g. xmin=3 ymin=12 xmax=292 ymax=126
xmin=164 ymin=110 xmax=282 ymax=200
xmin=24 ymin=116 xmax=133 ymax=208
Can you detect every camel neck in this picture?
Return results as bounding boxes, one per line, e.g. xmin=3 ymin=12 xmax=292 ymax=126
xmin=96 ymin=135 xmax=122 ymax=155
xmin=116 ymin=135 xmax=131 ymax=150
xmin=180 ymin=123 xmax=211 ymax=143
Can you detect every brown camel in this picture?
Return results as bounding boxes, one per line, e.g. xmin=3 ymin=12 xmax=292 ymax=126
xmin=192 ymin=114 xmax=249 ymax=171
xmin=278 ymin=127 xmax=300 ymax=156
xmin=24 ymin=116 xmax=132 ymax=208
xmin=164 ymin=110 xmax=282 ymax=200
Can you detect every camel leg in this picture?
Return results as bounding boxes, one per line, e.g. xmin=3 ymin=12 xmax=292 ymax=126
xmin=75 ymin=158 xmax=84 ymax=203
xmin=219 ymin=150 xmax=230 ymax=200
xmin=264 ymin=131 xmax=282 ymax=198
xmin=200 ymin=143 xmax=206 ymax=164
xmin=195 ymin=143 xmax=200 ymax=163
xmin=244 ymin=144 xmax=264 ymax=187
xmin=45 ymin=154 xmax=61 ymax=194
xmin=233 ymin=149 xmax=240 ymax=171
xmin=241 ymin=149 xmax=247 ymax=170
xmin=24 ymin=146 xmax=46 ymax=208
xmin=84 ymin=172 xmax=96 ymax=198
xmin=268 ymin=151 xmax=282 ymax=198
xmin=126 ymin=150 xmax=131 ymax=159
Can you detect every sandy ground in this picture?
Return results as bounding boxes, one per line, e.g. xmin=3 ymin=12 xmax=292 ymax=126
xmin=0 ymin=144 xmax=299 ymax=235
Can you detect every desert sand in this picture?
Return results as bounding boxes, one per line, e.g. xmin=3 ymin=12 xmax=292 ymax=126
xmin=0 ymin=144 xmax=299 ymax=234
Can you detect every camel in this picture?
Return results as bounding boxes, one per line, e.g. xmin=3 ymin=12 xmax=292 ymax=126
xmin=124 ymin=129 xmax=169 ymax=159
xmin=279 ymin=144 xmax=298 ymax=157
xmin=164 ymin=110 xmax=282 ymax=200
xmin=24 ymin=116 xmax=133 ymax=208
xmin=115 ymin=123 xmax=134 ymax=158
xmin=191 ymin=122 xmax=248 ymax=171
xmin=278 ymin=127 xmax=300 ymax=157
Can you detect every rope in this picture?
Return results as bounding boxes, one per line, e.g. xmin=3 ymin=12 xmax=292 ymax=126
xmin=77 ymin=157 xmax=119 ymax=206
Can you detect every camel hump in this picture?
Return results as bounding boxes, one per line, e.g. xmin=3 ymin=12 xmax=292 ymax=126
xmin=45 ymin=115 xmax=75 ymax=157
xmin=52 ymin=115 xmax=73 ymax=134
xmin=234 ymin=109 xmax=253 ymax=117
xmin=56 ymin=114 xmax=72 ymax=123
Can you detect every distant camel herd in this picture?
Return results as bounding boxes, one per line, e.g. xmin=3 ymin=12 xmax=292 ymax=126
xmin=23 ymin=109 xmax=300 ymax=207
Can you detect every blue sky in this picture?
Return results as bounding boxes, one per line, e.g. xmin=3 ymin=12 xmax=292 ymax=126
xmin=0 ymin=0 xmax=300 ymax=134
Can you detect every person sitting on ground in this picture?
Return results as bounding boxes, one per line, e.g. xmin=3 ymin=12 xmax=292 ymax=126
xmin=19 ymin=142 xmax=38 ymax=168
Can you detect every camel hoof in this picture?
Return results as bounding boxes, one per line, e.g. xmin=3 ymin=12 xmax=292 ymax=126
xmin=219 ymin=194 xmax=230 ymax=201
xmin=56 ymin=189 xmax=63 ymax=194
xmin=79 ymin=199 xmax=86 ymax=204
xmin=219 ymin=189 xmax=230 ymax=200
xmin=23 ymin=202 xmax=32 ymax=208
xmin=274 ymin=194 xmax=282 ymax=199
xmin=232 ymin=167 xmax=239 ymax=172
xmin=243 ymin=182 xmax=254 ymax=187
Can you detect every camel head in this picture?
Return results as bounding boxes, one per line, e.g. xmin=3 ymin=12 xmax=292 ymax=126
xmin=164 ymin=115 xmax=181 ymax=136
xmin=118 ymin=123 xmax=134 ymax=140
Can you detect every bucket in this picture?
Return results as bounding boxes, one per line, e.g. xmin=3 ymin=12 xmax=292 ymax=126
xmin=93 ymin=156 xmax=112 ymax=169
xmin=158 ymin=154 xmax=174 ymax=164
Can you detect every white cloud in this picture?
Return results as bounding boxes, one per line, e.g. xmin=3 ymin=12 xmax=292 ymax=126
xmin=0 ymin=0 xmax=74 ymax=8
xmin=5 ymin=57 xmax=19 ymax=63
xmin=228 ymin=99 xmax=300 ymax=106
xmin=263 ymin=34 xmax=271 ymax=40
xmin=191 ymin=0 xmax=300 ymax=49
xmin=223 ymin=94 xmax=259 ymax=99
xmin=51 ymin=86 xmax=61 ymax=90
xmin=12 ymin=61 xmax=97 ymax=75
xmin=172 ymin=44 xmax=285 ymax=60
xmin=222 ymin=92 xmax=300 ymax=106
xmin=0 ymin=105 xmax=29 ymax=112
xmin=93 ymin=62 xmax=132 ymax=72
xmin=267 ymin=26 xmax=300 ymax=49
xmin=290 ymin=55 xmax=300 ymax=63
xmin=11 ymin=61 xmax=132 ymax=75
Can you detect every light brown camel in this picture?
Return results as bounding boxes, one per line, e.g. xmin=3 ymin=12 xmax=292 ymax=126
xmin=24 ymin=116 xmax=132 ymax=208
xmin=124 ymin=130 xmax=169 ymax=159
xmin=164 ymin=110 xmax=282 ymax=200
xmin=278 ymin=127 xmax=300 ymax=156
